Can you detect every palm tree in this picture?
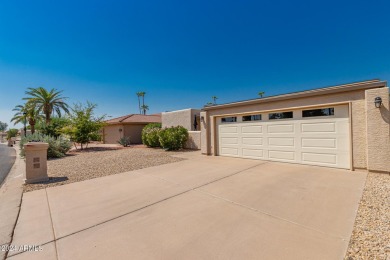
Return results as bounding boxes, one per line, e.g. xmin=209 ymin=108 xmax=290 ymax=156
xmin=11 ymin=102 xmax=43 ymax=134
xmin=212 ymin=96 xmax=218 ymax=105
xmin=140 ymin=92 xmax=146 ymax=113
xmin=136 ymin=92 xmax=143 ymax=114
xmin=258 ymin=91 xmax=265 ymax=98
xmin=23 ymin=87 xmax=69 ymax=124
xmin=140 ymin=104 xmax=149 ymax=115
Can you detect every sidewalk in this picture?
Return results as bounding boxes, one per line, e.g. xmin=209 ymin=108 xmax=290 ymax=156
xmin=0 ymin=144 xmax=24 ymax=260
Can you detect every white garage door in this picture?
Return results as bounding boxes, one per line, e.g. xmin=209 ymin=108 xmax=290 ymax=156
xmin=217 ymin=105 xmax=351 ymax=169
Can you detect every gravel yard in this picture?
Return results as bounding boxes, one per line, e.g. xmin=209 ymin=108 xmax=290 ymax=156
xmin=23 ymin=146 xmax=193 ymax=193
xmin=345 ymin=172 xmax=390 ymax=260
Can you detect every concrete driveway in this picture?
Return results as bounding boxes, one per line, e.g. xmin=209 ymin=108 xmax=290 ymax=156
xmin=7 ymin=153 xmax=367 ymax=260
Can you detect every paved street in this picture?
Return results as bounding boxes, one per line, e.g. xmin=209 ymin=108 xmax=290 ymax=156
xmin=0 ymin=143 xmax=16 ymax=187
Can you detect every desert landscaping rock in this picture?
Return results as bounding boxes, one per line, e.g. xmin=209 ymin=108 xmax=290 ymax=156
xmin=23 ymin=146 xmax=191 ymax=193
xmin=345 ymin=172 xmax=390 ymax=260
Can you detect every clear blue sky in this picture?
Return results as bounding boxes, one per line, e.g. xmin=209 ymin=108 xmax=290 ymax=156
xmin=1 ymin=0 xmax=389 ymax=128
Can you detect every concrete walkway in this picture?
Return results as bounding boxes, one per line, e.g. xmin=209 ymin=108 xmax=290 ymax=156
xmin=7 ymin=154 xmax=367 ymax=260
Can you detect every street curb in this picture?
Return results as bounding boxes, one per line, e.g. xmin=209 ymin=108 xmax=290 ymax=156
xmin=0 ymin=144 xmax=25 ymax=260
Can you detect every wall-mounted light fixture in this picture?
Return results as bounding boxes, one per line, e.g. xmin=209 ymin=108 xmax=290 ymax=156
xmin=119 ymin=128 xmax=123 ymax=132
xmin=374 ymin=97 xmax=382 ymax=108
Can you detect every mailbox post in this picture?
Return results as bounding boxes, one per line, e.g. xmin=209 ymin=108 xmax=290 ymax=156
xmin=24 ymin=142 xmax=49 ymax=184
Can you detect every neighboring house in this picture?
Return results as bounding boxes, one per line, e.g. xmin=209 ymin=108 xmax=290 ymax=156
xmin=103 ymin=114 xmax=161 ymax=144
xmin=162 ymin=108 xmax=201 ymax=149
xmin=199 ymin=79 xmax=389 ymax=173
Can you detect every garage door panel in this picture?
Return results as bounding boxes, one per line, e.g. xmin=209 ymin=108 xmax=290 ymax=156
xmin=269 ymin=150 xmax=295 ymax=161
xmin=220 ymin=126 xmax=238 ymax=133
xmin=242 ymin=125 xmax=263 ymax=133
xmin=268 ymin=124 xmax=294 ymax=133
xmin=268 ymin=137 xmax=295 ymax=147
xmin=301 ymin=122 xmax=336 ymax=133
xmin=221 ymin=137 xmax=239 ymax=145
xmin=301 ymin=138 xmax=337 ymax=149
xmin=220 ymin=147 xmax=239 ymax=156
xmin=302 ymin=153 xmax=337 ymax=165
xmin=242 ymin=149 xmax=264 ymax=158
xmin=242 ymin=137 xmax=263 ymax=145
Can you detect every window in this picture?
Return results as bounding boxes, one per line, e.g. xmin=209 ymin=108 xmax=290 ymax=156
xmin=269 ymin=112 xmax=293 ymax=120
xmin=302 ymin=108 xmax=334 ymax=117
xmin=221 ymin=117 xmax=237 ymax=123
xmin=242 ymin=114 xmax=262 ymax=121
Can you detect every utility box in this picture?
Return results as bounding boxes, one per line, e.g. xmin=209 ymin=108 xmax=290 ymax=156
xmin=24 ymin=142 xmax=49 ymax=184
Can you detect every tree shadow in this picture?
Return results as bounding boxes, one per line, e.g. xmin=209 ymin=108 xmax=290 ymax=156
xmin=28 ymin=176 xmax=69 ymax=184
xmin=70 ymin=147 xmax=122 ymax=153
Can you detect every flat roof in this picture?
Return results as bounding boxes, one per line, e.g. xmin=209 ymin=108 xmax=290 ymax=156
xmin=203 ymin=79 xmax=387 ymax=110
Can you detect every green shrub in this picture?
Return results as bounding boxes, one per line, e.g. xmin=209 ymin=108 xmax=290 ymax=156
xmin=7 ymin=129 xmax=18 ymax=140
xmin=118 ymin=136 xmax=131 ymax=147
xmin=142 ymin=123 xmax=162 ymax=147
xmin=19 ymin=133 xmax=72 ymax=158
xmin=89 ymin=132 xmax=102 ymax=141
xmin=158 ymin=126 xmax=188 ymax=151
xmin=36 ymin=117 xmax=71 ymax=138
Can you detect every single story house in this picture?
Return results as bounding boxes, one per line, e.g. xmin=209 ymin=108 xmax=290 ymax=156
xmin=199 ymin=79 xmax=389 ymax=173
xmin=103 ymin=114 xmax=161 ymax=144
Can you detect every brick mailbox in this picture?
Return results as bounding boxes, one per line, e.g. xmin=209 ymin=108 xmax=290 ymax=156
xmin=24 ymin=142 xmax=49 ymax=184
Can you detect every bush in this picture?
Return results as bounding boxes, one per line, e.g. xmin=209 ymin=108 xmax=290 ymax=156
xmin=7 ymin=129 xmax=18 ymax=140
xmin=89 ymin=132 xmax=102 ymax=141
xmin=142 ymin=123 xmax=162 ymax=147
xmin=158 ymin=126 xmax=188 ymax=151
xmin=37 ymin=117 xmax=71 ymax=138
xmin=118 ymin=136 xmax=131 ymax=147
xmin=19 ymin=133 xmax=72 ymax=158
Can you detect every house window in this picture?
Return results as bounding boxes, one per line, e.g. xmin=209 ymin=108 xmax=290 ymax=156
xmin=269 ymin=112 xmax=293 ymax=120
xmin=221 ymin=117 xmax=237 ymax=123
xmin=302 ymin=108 xmax=335 ymax=117
xmin=242 ymin=114 xmax=262 ymax=121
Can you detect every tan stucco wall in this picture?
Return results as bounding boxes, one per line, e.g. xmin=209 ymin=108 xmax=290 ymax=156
xmin=202 ymin=88 xmax=389 ymax=170
xmin=365 ymin=87 xmax=390 ymax=172
xmin=124 ymin=124 xmax=146 ymax=144
xmin=103 ymin=124 xmax=147 ymax=144
xmin=185 ymin=131 xmax=201 ymax=150
xmin=103 ymin=125 xmax=123 ymax=144
xmin=200 ymin=111 xmax=210 ymax=154
xmin=162 ymin=109 xmax=201 ymax=131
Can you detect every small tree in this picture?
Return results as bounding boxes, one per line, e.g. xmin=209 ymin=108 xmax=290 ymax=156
xmin=258 ymin=91 xmax=265 ymax=98
xmin=7 ymin=129 xmax=18 ymax=140
xmin=62 ymin=102 xmax=106 ymax=150
xmin=0 ymin=121 xmax=8 ymax=132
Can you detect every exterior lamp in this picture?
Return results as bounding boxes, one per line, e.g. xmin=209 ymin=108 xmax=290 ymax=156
xmin=374 ymin=97 xmax=382 ymax=108
xmin=119 ymin=128 xmax=123 ymax=132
